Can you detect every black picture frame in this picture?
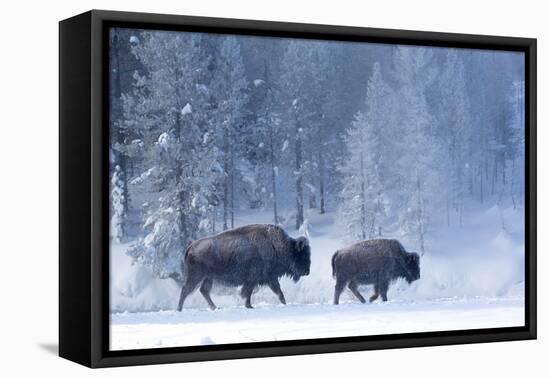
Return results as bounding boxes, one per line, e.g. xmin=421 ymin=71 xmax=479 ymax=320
xmin=59 ymin=9 xmax=537 ymax=368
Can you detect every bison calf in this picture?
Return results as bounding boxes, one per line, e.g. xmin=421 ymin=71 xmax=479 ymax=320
xmin=331 ymin=239 xmax=420 ymax=304
xmin=177 ymin=224 xmax=311 ymax=310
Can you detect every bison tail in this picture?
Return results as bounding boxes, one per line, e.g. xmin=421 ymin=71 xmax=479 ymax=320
xmin=180 ymin=244 xmax=193 ymax=284
xmin=183 ymin=242 xmax=193 ymax=259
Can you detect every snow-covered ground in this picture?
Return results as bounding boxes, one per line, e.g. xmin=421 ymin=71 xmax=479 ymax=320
xmin=111 ymin=297 xmax=524 ymax=350
xmin=110 ymin=204 xmax=525 ymax=350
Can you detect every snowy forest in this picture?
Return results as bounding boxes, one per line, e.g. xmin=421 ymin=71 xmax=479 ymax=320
xmin=108 ymin=28 xmax=525 ymax=344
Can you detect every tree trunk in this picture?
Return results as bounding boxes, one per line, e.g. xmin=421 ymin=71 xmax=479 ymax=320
xmin=446 ymin=195 xmax=451 ymax=227
xmin=485 ymin=155 xmax=489 ymax=181
xmin=468 ymin=158 xmax=474 ymax=195
xmin=178 ymin=189 xmax=188 ymax=247
xmin=223 ymin=127 xmax=229 ymax=231
xmin=173 ymin=109 xmax=189 ymax=245
xmin=268 ymin=125 xmax=278 ymax=224
xmin=360 ymin=151 xmax=366 ymax=240
xmin=307 ymin=152 xmax=316 ymax=209
xmin=211 ymin=208 xmax=216 ymax=234
xmin=479 ymin=165 xmax=484 ymax=203
xmin=110 ymin=30 xmax=129 ymax=238
xmin=458 ymin=167 xmax=463 ymax=226
xmin=417 ymin=177 xmax=425 ymax=255
xmin=510 ymin=159 xmax=516 ymax=210
xmin=318 ymin=133 xmax=326 ymax=214
xmin=295 ymin=115 xmax=304 ymax=230
xmin=491 ymin=155 xmax=498 ymax=195
xmin=230 ymin=140 xmax=235 ymax=229
xmin=319 ymin=172 xmax=325 ymax=214
xmin=309 ymin=194 xmax=317 ymax=209
xmin=502 ymin=153 xmax=506 ymax=185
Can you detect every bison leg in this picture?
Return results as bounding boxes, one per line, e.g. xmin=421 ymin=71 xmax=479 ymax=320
xmin=379 ymin=280 xmax=389 ymax=302
xmin=333 ymin=278 xmax=347 ymax=305
xmin=177 ymin=272 xmax=203 ymax=311
xmin=348 ymin=281 xmax=366 ymax=303
xmin=268 ymin=279 xmax=286 ymax=305
xmin=241 ymin=283 xmax=255 ymax=309
xmin=199 ymin=278 xmax=217 ymax=310
xmin=369 ymin=284 xmax=379 ymax=303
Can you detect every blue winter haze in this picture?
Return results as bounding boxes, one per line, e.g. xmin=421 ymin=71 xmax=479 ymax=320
xmin=108 ymin=28 xmax=525 ymax=350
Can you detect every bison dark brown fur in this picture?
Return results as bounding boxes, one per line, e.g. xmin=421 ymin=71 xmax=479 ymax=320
xmin=177 ymin=224 xmax=311 ymax=310
xmin=331 ymin=239 xmax=420 ymax=304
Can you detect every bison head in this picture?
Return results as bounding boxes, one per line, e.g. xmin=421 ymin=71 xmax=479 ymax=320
xmin=291 ymin=236 xmax=311 ymax=282
xmin=404 ymin=252 xmax=421 ymax=284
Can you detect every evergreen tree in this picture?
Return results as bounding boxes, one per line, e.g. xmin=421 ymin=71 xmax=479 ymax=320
xmin=437 ymin=50 xmax=473 ymax=225
xmin=280 ymin=41 xmax=332 ymax=228
xmin=392 ymin=46 xmax=438 ymax=254
xmin=211 ymin=37 xmax=249 ymax=230
xmin=505 ymin=79 xmax=525 ymax=209
xmin=108 ymin=28 xmax=141 ymax=239
xmin=251 ymin=61 xmax=284 ymax=223
xmin=121 ymin=31 xmax=216 ymax=279
xmin=339 ymin=62 xmax=395 ymax=240
xmin=110 ymin=165 xmax=126 ymax=242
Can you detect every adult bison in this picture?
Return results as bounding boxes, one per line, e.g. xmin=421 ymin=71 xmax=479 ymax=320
xmin=331 ymin=239 xmax=420 ymax=304
xmin=177 ymin=224 xmax=311 ymax=310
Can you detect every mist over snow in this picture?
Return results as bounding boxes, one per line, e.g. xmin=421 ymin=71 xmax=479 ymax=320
xmin=111 ymin=204 xmax=524 ymax=313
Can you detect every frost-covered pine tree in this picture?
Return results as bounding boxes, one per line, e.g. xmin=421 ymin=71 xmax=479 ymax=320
xmin=110 ymin=165 xmax=126 ymax=242
xmin=462 ymin=50 xmax=495 ymax=203
xmin=249 ymin=61 xmax=285 ymax=223
xmin=392 ymin=46 xmax=439 ymax=254
xmin=339 ymin=62 xmax=395 ymax=240
xmin=109 ymin=28 xmax=141 ymax=240
xmin=280 ymin=41 xmax=329 ymax=229
xmin=306 ymin=43 xmax=337 ymax=215
xmin=121 ymin=31 xmax=217 ymax=280
xmin=211 ymin=36 xmax=249 ymax=230
xmin=505 ymin=79 xmax=524 ymax=209
xmin=437 ymin=50 xmax=473 ymax=225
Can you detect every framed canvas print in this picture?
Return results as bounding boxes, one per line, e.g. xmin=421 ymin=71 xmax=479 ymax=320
xmin=59 ymin=10 xmax=536 ymax=368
